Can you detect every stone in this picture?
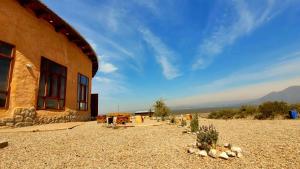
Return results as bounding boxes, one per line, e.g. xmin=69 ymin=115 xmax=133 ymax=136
xmin=25 ymin=117 xmax=33 ymax=123
xmin=14 ymin=108 xmax=22 ymax=115
xmin=6 ymin=122 xmax=14 ymax=127
xmin=29 ymin=107 xmax=35 ymax=113
xmin=208 ymin=149 xmax=218 ymax=158
xmin=3 ymin=118 xmax=14 ymax=123
xmin=226 ymin=150 xmax=236 ymax=157
xmin=24 ymin=122 xmax=33 ymax=126
xmin=237 ymin=152 xmax=243 ymax=158
xmin=223 ymin=143 xmax=231 ymax=148
xmin=15 ymin=122 xmax=25 ymax=127
xmin=0 ymin=140 xmax=8 ymax=149
xmin=21 ymin=109 xmax=30 ymax=117
xmin=187 ymin=148 xmax=198 ymax=154
xmin=231 ymin=146 xmax=242 ymax=153
xmin=187 ymin=142 xmax=197 ymax=148
xmin=197 ymin=150 xmax=208 ymax=157
xmin=219 ymin=152 xmax=229 ymax=160
xmin=14 ymin=115 xmax=23 ymax=122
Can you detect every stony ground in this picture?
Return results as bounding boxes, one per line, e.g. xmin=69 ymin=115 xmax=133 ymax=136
xmin=0 ymin=119 xmax=299 ymax=169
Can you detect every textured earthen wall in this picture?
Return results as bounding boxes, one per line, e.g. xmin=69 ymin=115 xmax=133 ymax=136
xmin=0 ymin=0 xmax=93 ymax=127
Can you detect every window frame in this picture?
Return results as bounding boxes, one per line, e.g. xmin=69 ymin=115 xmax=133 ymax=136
xmin=77 ymin=73 xmax=89 ymax=111
xmin=37 ymin=57 xmax=67 ymax=110
xmin=0 ymin=40 xmax=15 ymax=109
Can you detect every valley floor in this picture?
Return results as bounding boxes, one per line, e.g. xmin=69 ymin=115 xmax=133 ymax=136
xmin=0 ymin=119 xmax=299 ymax=169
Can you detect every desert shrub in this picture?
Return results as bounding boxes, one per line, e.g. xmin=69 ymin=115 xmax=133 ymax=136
xmin=208 ymin=109 xmax=237 ymax=119
xmin=190 ymin=113 xmax=199 ymax=132
xmin=170 ymin=116 xmax=176 ymax=124
xmin=256 ymin=101 xmax=289 ymax=119
xmin=236 ymin=105 xmax=258 ymax=118
xmin=181 ymin=119 xmax=187 ymax=126
xmin=289 ymin=103 xmax=300 ymax=112
xmin=154 ymin=99 xmax=170 ymax=121
xmin=196 ymin=124 xmax=219 ymax=152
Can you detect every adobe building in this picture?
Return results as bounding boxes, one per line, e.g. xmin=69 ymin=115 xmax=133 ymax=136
xmin=0 ymin=0 xmax=99 ymax=127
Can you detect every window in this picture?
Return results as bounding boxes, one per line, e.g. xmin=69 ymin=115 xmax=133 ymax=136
xmin=77 ymin=74 xmax=89 ymax=110
xmin=37 ymin=58 xmax=66 ymax=110
xmin=0 ymin=41 xmax=14 ymax=108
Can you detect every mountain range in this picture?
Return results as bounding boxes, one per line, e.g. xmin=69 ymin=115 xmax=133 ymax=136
xmin=255 ymin=86 xmax=300 ymax=104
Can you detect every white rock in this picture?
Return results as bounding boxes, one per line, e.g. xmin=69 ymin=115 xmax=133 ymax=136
xmin=223 ymin=143 xmax=230 ymax=148
xmin=187 ymin=148 xmax=198 ymax=154
xmin=226 ymin=150 xmax=236 ymax=157
xmin=219 ymin=152 xmax=229 ymax=160
xmin=231 ymin=146 xmax=242 ymax=153
xmin=237 ymin=152 xmax=243 ymax=158
xmin=187 ymin=142 xmax=197 ymax=148
xmin=208 ymin=149 xmax=218 ymax=158
xmin=197 ymin=150 xmax=208 ymax=157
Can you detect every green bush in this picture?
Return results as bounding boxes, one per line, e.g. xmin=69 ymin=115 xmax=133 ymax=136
xmin=190 ymin=113 xmax=199 ymax=132
xmin=256 ymin=101 xmax=289 ymax=119
xmin=196 ymin=125 xmax=219 ymax=152
xmin=208 ymin=109 xmax=237 ymax=119
xmin=289 ymin=104 xmax=300 ymax=112
xmin=170 ymin=116 xmax=176 ymax=124
xmin=237 ymin=105 xmax=257 ymax=118
xmin=181 ymin=119 xmax=187 ymax=126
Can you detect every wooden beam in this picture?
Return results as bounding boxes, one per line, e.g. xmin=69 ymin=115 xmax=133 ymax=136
xmin=34 ymin=9 xmax=47 ymax=18
xmin=18 ymin=0 xmax=32 ymax=6
xmin=54 ymin=25 xmax=64 ymax=32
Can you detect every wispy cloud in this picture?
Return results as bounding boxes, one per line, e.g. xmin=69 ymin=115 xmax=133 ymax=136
xmin=99 ymin=62 xmax=118 ymax=74
xmin=139 ymin=27 xmax=181 ymax=79
xmin=199 ymin=51 xmax=300 ymax=91
xmin=192 ymin=0 xmax=289 ymax=70
xmin=170 ymin=51 xmax=300 ymax=107
xmin=93 ymin=74 xmax=129 ymax=98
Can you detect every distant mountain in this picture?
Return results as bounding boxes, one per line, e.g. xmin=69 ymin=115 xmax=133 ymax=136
xmin=256 ymin=86 xmax=300 ymax=104
xmin=168 ymin=86 xmax=300 ymax=113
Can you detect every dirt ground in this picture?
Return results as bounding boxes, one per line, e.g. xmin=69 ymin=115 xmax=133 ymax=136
xmin=0 ymin=118 xmax=299 ymax=169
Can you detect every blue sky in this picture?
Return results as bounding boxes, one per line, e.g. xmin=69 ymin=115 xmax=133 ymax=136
xmin=43 ymin=0 xmax=300 ymax=113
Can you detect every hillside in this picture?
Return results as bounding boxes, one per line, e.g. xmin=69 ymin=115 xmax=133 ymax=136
xmin=256 ymin=86 xmax=300 ymax=104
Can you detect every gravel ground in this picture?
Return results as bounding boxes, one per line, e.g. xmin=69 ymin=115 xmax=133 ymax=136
xmin=0 ymin=119 xmax=299 ymax=169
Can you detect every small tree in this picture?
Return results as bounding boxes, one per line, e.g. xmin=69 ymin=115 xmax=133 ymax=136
xmin=153 ymin=99 xmax=170 ymax=121
xmin=190 ymin=113 xmax=199 ymax=132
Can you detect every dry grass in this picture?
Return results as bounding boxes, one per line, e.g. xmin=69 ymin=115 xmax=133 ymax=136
xmin=0 ymin=118 xmax=299 ymax=169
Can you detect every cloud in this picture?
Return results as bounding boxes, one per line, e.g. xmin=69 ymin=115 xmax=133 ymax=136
xmin=93 ymin=74 xmax=129 ymax=98
xmin=131 ymin=0 xmax=160 ymax=16
xmin=192 ymin=0 xmax=288 ymax=70
xmin=199 ymin=52 xmax=300 ymax=91
xmin=169 ymin=51 xmax=300 ymax=107
xmin=99 ymin=62 xmax=118 ymax=74
xmin=139 ymin=27 xmax=181 ymax=79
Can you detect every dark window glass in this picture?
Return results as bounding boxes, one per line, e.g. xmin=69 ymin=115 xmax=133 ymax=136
xmin=60 ymin=78 xmax=65 ymax=99
xmin=37 ymin=97 xmax=44 ymax=109
xmin=0 ymin=41 xmax=13 ymax=108
xmin=46 ymin=98 xmax=58 ymax=109
xmin=0 ymin=42 xmax=13 ymax=57
xmin=37 ymin=58 xmax=66 ymax=110
xmin=0 ymin=59 xmax=10 ymax=91
xmin=77 ymin=74 xmax=89 ymax=111
xmin=0 ymin=93 xmax=6 ymax=107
